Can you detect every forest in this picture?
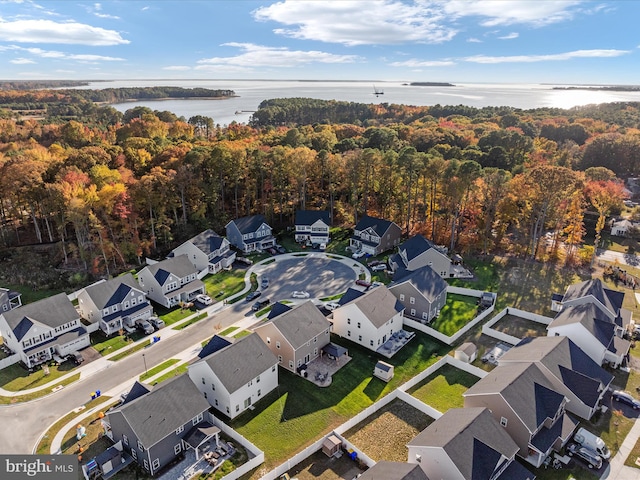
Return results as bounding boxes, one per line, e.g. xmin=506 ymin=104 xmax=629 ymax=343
xmin=1 ymin=89 xmax=639 ymax=289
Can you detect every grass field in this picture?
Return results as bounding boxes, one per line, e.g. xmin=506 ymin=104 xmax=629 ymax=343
xmin=109 ymin=340 xmax=151 ymax=361
xmin=173 ymin=312 xmax=208 ymax=330
xmin=0 ymin=373 xmax=80 ymax=405
xmin=91 ymin=330 xmax=146 ymax=356
xmin=202 ymin=268 xmax=249 ymax=301
xmin=139 ymin=359 xmax=180 ymax=382
xmin=407 ymin=363 xmax=480 ymax=412
xmin=430 ymin=293 xmax=479 ymax=336
xmin=0 ymin=361 xmax=75 ymax=391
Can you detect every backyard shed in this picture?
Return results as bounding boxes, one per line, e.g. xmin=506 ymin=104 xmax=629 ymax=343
xmin=322 ymin=434 xmax=342 ymax=457
xmin=454 ymin=342 xmax=477 ymax=363
xmin=373 ymin=360 xmax=394 ymax=382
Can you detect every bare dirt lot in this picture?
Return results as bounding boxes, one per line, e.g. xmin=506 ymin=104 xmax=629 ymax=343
xmin=286 ymin=449 xmax=366 ymax=480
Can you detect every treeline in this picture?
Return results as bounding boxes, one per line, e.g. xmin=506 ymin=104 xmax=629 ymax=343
xmin=0 ymin=80 xmax=90 ymax=90
xmin=1 ymin=96 xmax=639 ymax=284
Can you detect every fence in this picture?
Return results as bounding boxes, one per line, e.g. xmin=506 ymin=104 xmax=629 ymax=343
xmin=0 ymin=353 xmax=20 ymax=370
xmin=482 ymin=307 xmax=554 ymax=345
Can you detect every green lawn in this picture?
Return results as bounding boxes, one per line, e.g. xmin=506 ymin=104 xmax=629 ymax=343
xmin=233 ymin=330 xmax=251 ymax=339
xmin=430 ymin=293 xmax=479 ymax=336
xmin=219 ymin=326 xmax=239 ymax=336
xmin=202 ymin=268 xmax=248 ymax=301
xmin=109 ymin=340 xmax=151 ymax=361
xmin=325 ymin=227 xmax=352 ymax=256
xmin=156 ymin=305 xmax=196 ymax=326
xmin=1 ymin=283 xmax=67 ymax=305
xmin=0 ymin=373 xmax=81 ymax=405
xmin=0 ymin=361 xmax=76 ymax=391
xmin=91 ymin=330 xmax=145 ymax=356
xmin=153 ymin=364 xmax=189 ymax=384
xmin=139 ymin=359 xmax=180 ymax=382
xmin=407 ymin=363 xmax=480 ymax=412
xmin=173 ymin=312 xmax=208 ymax=330
xmin=230 ymin=331 xmax=447 ymax=473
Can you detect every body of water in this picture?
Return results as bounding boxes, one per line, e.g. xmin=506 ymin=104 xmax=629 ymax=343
xmin=78 ymin=79 xmax=640 ymax=126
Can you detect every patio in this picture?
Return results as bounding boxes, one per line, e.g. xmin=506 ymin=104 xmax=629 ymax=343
xmin=376 ymin=330 xmax=415 ymax=358
xmin=303 ymin=346 xmax=351 ymax=387
xmin=159 ymin=438 xmax=236 ymax=480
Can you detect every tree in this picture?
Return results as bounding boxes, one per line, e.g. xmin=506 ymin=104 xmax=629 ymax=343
xmin=563 ymin=191 xmax=585 ymax=261
xmin=585 ymin=180 xmax=627 ymax=260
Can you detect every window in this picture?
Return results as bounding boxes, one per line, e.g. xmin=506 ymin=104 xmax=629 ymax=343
xmin=124 ymin=301 xmax=129 ymax=309
xmin=131 ymin=449 xmax=137 ymax=460
xmin=278 ymin=355 xmax=283 ymax=363
xmin=143 ymin=460 xmax=149 ymax=471
xmin=175 ymin=425 xmax=184 ymax=435
xmin=204 ymin=392 xmax=207 ymax=399
xmin=357 ymin=322 xmax=361 ymax=328
xmin=347 ymin=330 xmax=351 ymax=337
xmin=236 ymin=404 xmax=240 ymax=412
xmin=276 ymin=341 xmax=280 ymax=349
xmin=212 ymin=383 xmax=215 ymax=391
xmin=410 ymin=297 xmax=415 ymax=304
xmin=256 ymin=375 xmax=260 ymax=383
xmin=411 ymin=309 xmax=416 ymax=316
xmin=174 ymin=443 xmax=182 ymax=455
xmin=313 ymin=337 xmax=317 ymax=343
xmin=247 ymin=380 xmax=253 ymax=387
xmin=266 ymin=337 xmax=271 ymax=344
xmin=347 ymin=318 xmax=351 ymax=325
xmin=358 ymin=335 xmax=362 ymax=342
xmin=500 ymin=417 xmax=508 ymax=427
xmin=226 ymin=406 xmax=229 ymax=413
xmin=202 ymin=377 xmax=205 ymax=384
xmin=272 ymin=365 xmax=276 ymax=372
xmin=399 ymin=294 xmax=405 ymax=301
xmin=289 ymin=360 xmax=294 ymax=368
xmin=314 ymin=348 xmax=318 ymax=355
xmin=258 ymin=389 xmax=261 ymax=397
xmin=137 ymin=441 xmax=145 ymax=451
xmin=193 ymin=413 xmax=203 ymax=425
xmin=297 ymin=359 xmax=302 ymax=366
xmin=152 ymin=459 xmax=160 ymax=470
xmin=422 ymin=312 xmax=428 ymax=320
xmin=122 ymin=434 xmax=129 ymax=446
xmin=370 ymin=340 xmax=374 ymax=346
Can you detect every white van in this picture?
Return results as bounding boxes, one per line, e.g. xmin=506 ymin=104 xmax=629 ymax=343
xmin=573 ymin=427 xmax=610 ymax=459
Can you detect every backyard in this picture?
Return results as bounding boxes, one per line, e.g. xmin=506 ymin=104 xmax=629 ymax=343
xmin=202 ymin=268 xmax=249 ymax=301
xmin=429 ymin=293 xmax=479 ymax=336
xmin=406 ymin=363 xmax=480 ymax=412
xmin=490 ymin=313 xmax=548 ymax=340
xmin=283 ymin=449 xmax=365 ymax=480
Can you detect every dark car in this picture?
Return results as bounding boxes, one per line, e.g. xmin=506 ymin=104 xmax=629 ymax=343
xmin=69 ymin=351 xmax=84 ymax=365
xmin=566 ymin=443 xmax=603 ymax=470
xmin=252 ymin=298 xmax=271 ymax=311
xmin=355 ymin=279 xmax=372 ymax=288
xmin=275 ymin=245 xmax=287 ymax=254
xmin=267 ymin=247 xmax=277 ymax=255
xmin=612 ymin=390 xmax=640 ymax=409
xmin=246 ymin=291 xmax=262 ymax=302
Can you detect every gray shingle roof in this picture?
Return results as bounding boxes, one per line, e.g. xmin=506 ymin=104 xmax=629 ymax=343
xmin=82 ymin=274 xmax=141 ymax=309
xmin=200 ymin=333 xmax=278 ymax=394
xmin=563 ymin=279 xmax=623 ymax=316
xmin=229 ymin=215 xmax=269 ymax=234
xmin=408 ymin=407 xmax=518 ymax=480
xmin=549 ymin=303 xmax=616 ymax=349
xmin=342 ymin=285 xmax=404 ymax=328
xmin=354 ymin=215 xmax=398 ymax=236
xmin=263 ymin=301 xmax=330 ymax=349
xmin=1 ymin=293 xmax=77 ymax=340
xmin=144 ymin=255 xmax=198 ymax=285
xmin=295 ymin=210 xmax=330 ymax=226
xmin=186 ymin=229 xmax=224 ymax=255
xmin=358 ymin=461 xmax=429 ymax=480
xmin=398 ymin=234 xmax=436 ymax=262
xmin=389 ymin=265 xmax=447 ymax=301
xmin=116 ymin=374 xmax=209 ymax=447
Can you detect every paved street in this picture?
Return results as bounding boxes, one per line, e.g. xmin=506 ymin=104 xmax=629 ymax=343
xmin=596 ymin=248 xmax=640 ymax=267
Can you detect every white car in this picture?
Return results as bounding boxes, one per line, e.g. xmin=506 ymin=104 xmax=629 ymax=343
xmin=292 ymin=291 xmax=310 ymax=299
xmin=371 ymin=264 xmax=386 ymax=271
xmin=195 ymin=294 xmax=213 ymax=305
xmin=352 ymin=251 xmax=365 ymax=259
xmin=325 ymin=302 xmax=340 ymax=311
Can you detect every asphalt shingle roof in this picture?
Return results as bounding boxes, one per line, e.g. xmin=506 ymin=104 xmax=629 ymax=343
xmin=354 ymin=215 xmax=397 ymax=236
xmin=186 ymin=229 xmax=224 ymax=255
xmin=563 ymin=278 xmax=622 ymax=316
xmin=144 ymin=255 xmax=198 ymax=285
xmin=116 ymin=374 xmax=209 ymax=447
xmin=398 ymin=234 xmax=436 ymax=262
xmin=198 ymin=335 xmax=233 ymax=359
xmin=200 ymin=333 xmax=277 ymax=394
xmin=1 ymin=293 xmax=78 ymax=340
xmin=295 ymin=210 xmax=330 ymax=226
xmin=389 ymin=265 xmax=448 ymax=301
xmin=267 ymin=302 xmax=292 ymax=320
xmin=341 ymin=285 xmax=404 ymax=328
xmin=230 ymin=215 xmax=269 ymax=234
xmin=82 ymin=273 xmax=140 ymax=309
xmin=358 ymin=461 xmax=429 ymax=480
xmin=263 ymin=301 xmax=330 ymax=349
xmin=549 ymin=303 xmax=616 ymax=348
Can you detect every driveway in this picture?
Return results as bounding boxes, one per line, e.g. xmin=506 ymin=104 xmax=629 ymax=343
xmin=596 ymin=249 xmax=640 ymax=267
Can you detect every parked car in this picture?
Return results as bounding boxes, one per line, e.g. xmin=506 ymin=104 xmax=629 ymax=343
xmin=352 ymin=251 xmax=365 ymax=259
xmin=355 ymin=279 xmax=372 ymax=288
xmin=267 ymin=247 xmax=277 ymax=255
xmin=371 ymin=281 xmax=384 ymax=287
xmin=371 ymin=264 xmax=387 ymax=272
xmin=612 ymin=390 xmax=640 ymax=409
xmin=325 ymin=302 xmax=340 ymax=311
xmin=566 ymin=443 xmax=603 ymax=470
xmin=261 ymin=276 xmax=269 ymax=289
xmin=236 ymin=257 xmax=253 ymax=265
xmin=252 ymin=298 xmax=271 ymax=311
xmin=195 ymin=294 xmax=213 ymax=306
xmin=69 ymin=351 xmax=84 ymax=365
xmin=368 ymin=260 xmax=383 ymax=267
xmin=246 ymin=291 xmax=262 ymax=301
xmin=292 ymin=291 xmax=310 ymax=299
xmin=319 ymin=243 xmax=326 ymax=251
xmin=275 ymin=245 xmax=287 ymax=254
xmin=136 ymin=318 xmax=154 ymax=335
xmin=573 ymin=427 xmax=610 ymax=459
xmin=149 ymin=316 xmax=165 ymax=330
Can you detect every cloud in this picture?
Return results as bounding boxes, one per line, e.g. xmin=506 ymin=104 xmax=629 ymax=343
xmin=498 ymin=32 xmax=519 ymax=40
xmin=10 ymin=57 xmax=35 ymax=64
xmin=465 ymin=49 xmax=629 ymax=63
xmin=0 ymin=19 xmax=128 ymax=45
xmin=163 ymin=65 xmax=191 ymax=71
xmin=253 ymin=0 xmax=456 ymax=45
xmin=441 ymin=0 xmax=584 ymax=27
xmin=467 ymin=37 xmax=482 ymax=43
xmin=390 ymin=59 xmax=455 ymax=67
xmin=87 ymin=2 xmax=120 ymax=20
xmin=1 ymin=44 xmax=124 ymax=61
xmin=197 ymin=43 xmax=361 ymax=68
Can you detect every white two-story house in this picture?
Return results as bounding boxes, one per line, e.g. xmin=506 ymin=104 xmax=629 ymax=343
xmin=137 ymin=255 xmax=205 ymax=308
xmin=169 ymin=229 xmax=236 ymax=275
xmin=294 ymin=210 xmax=331 ymax=245
xmin=76 ymin=274 xmax=153 ymax=336
xmin=0 ymin=287 xmax=22 ymax=313
xmin=225 ymin=215 xmax=275 ymax=254
xmin=188 ymin=333 xmax=278 ymax=419
xmin=0 ymin=293 xmax=90 ymax=368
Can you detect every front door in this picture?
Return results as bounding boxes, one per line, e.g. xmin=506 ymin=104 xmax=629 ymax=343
xmin=304 ymin=354 xmax=310 ymax=363
xmin=244 ymin=397 xmax=252 ymax=409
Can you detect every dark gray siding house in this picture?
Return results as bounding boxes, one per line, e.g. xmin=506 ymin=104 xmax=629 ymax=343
xmin=350 ymin=215 xmax=402 ymax=256
xmin=388 ymin=266 xmax=447 ymax=323
xmin=225 ymin=215 xmax=275 ymax=254
xmin=103 ymin=375 xmax=210 ymax=476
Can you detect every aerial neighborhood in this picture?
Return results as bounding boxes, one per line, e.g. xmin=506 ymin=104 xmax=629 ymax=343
xmin=3 ymin=203 xmax=640 ymax=480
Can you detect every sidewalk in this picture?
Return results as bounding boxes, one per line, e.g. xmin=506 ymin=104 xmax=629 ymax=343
xmin=606 ymin=416 xmax=640 ymax=479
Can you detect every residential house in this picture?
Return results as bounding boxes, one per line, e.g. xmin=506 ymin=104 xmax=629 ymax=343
xmin=388 ymin=265 xmax=447 ymax=324
xmin=136 ymin=255 xmax=205 ymax=308
xmin=332 ymin=286 xmax=404 ymax=353
xmin=76 ymin=274 xmax=153 ymax=336
xmin=359 ymin=461 xmax=429 ymax=480
xmin=556 ymin=278 xmax=628 ymax=325
xmin=389 ymin=234 xmax=452 ymax=277
xmin=169 ymin=229 xmax=236 ymax=274
xmin=0 ymin=287 xmax=21 ymax=313
xmin=102 ymin=375 xmax=210 ymax=477
xmin=499 ymin=336 xmax=613 ymax=420
xmin=254 ymin=300 xmax=331 ymax=373
xmin=407 ymin=407 xmax=534 ymax=480
xmin=463 ymin=362 xmax=577 ymax=468
xmin=547 ymin=303 xmax=631 ymax=368
xmin=188 ymin=333 xmax=278 ymax=419
xmin=350 ymin=215 xmax=402 ymax=256
xmin=611 ymin=219 xmax=639 ymax=237
xmin=294 ymin=210 xmax=331 ymax=245
xmin=225 ymin=215 xmax=275 ymax=254
xmin=0 ymin=293 xmax=90 ymax=368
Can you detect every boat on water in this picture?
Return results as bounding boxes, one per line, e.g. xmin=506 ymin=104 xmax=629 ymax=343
xmin=373 ymin=85 xmax=384 ymax=96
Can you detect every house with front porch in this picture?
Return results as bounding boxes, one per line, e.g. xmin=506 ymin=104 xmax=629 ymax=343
xmin=350 ymin=215 xmax=402 ymax=256
xmin=0 ymin=293 xmax=90 ymax=368
xmin=331 ymin=286 xmax=404 ymax=354
xmin=188 ymin=333 xmax=278 ymax=419
xmin=254 ymin=300 xmax=331 ymax=373
xmin=169 ymin=229 xmax=236 ymax=275
xmin=407 ymin=407 xmax=534 ymax=480
xmin=76 ymin=274 xmax=153 ymax=336
xmin=389 ymin=234 xmax=452 ymax=277
xmin=388 ymin=265 xmax=447 ymax=324
xmin=102 ymin=374 xmax=211 ymax=477
xmin=0 ymin=287 xmax=22 ymax=313
xmin=225 ymin=215 xmax=275 ymax=254
xmin=136 ymin=255 xmax=205 ymax=308
xmin=294 ymin=210 xmax=331 ymax=245
xmin=499 ymin=336 xmax=613 ymax=420
xmin=463 ymin=362 xmax=577 ymax=468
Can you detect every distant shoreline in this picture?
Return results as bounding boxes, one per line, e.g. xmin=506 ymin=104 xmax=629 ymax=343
xmin=407 ymin=82 xmax=455 ymax=87
xmin=552 ymin=85 xmax=640 ymax=92
xmin=106 ymin=95 xmax=238 ymax=104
